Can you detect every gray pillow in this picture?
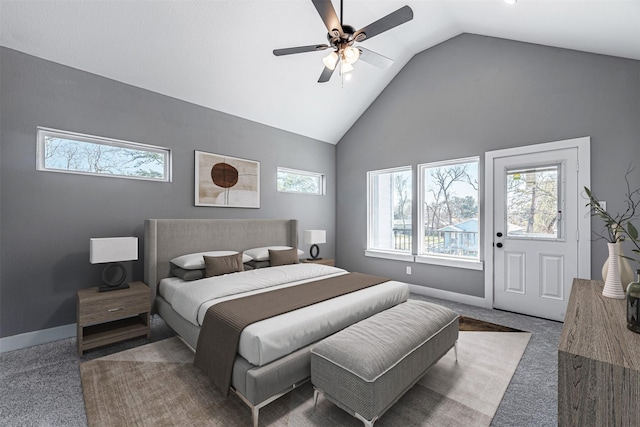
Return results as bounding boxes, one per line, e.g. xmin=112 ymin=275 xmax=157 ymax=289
xmin=171 ymin=265 xmax=205 ymax=281
xmin=269 ymin=248 xmax=300 ymax=266
xmin=244 ymin=260 xmax=271 ymax=269
xmin=204 ymin=252 xmax=245 ymax=277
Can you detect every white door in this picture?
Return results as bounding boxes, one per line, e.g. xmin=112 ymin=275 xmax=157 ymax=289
xmin=492 ymin=147 xmax=580 ymax=321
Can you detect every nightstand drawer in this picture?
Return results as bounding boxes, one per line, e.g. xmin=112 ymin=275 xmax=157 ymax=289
xmin=79 ymin=296 xmax=149 ymax=325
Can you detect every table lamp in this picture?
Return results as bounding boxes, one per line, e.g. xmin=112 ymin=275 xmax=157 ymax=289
xmin=90 ymin=237 xmax=138 ymax=292
xmin=304 ymin=230 xmax=326 ymax=260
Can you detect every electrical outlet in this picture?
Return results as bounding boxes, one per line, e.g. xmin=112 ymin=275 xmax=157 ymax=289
xmin=406 ymin=266 xmax=412 ymax=275
xmin=599 ymin=201 xmax=607 ymax=211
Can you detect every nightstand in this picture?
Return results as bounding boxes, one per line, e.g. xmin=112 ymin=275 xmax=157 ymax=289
xmin=302 ymin=258 xmax=335 ymax=267
xmin=77 ymin=281 xmax=151 ymax=355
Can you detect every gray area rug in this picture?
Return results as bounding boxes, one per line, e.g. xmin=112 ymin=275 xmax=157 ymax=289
xmin=80 ymin=332 xmax=531 ymax=426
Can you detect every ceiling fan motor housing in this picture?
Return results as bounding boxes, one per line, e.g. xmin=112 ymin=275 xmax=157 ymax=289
xmin=327 ymin=24 xmax=362 ymax=48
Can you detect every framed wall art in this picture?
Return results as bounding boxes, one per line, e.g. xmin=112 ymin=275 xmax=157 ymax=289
xmin=195 ymin=151 xmax=260 ymax=208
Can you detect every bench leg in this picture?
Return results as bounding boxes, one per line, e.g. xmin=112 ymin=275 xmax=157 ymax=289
xmin=252 ymin=407 xmax=259 ymax=427
xmin=313 ymin=387 xmax=321 ymax=410
xmin=454 ymin=341 xmax=458 ymax=361
xmin=355 ymin=412 xmax=377 ymax=427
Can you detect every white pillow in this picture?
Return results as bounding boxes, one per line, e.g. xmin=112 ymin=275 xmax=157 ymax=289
xmin=244 ymin=246 xmax=303 ymax=262
xmin=171 ymin=251 xmax=252 ymax=270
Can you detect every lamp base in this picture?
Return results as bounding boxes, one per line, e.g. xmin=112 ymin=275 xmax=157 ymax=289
xmin=98 ymin=283 xmax=130 ymax=292
xmin=309 ymin=244 xmax=321 ymax=260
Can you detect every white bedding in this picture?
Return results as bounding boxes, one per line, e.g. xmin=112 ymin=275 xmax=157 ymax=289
xmin=159 ymin=264 xmax=409 ymax=366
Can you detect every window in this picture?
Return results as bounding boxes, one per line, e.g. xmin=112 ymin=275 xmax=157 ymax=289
xmin=506 ymin=164 xmax=561 ymax=240
xmin=366 ymin=166 xmax=413 ymax=260
xmin=36 ymin=127 xmax=171 ymax=182
xmin=276 ymin=167 xmax=324 ymax=195
xmin=417 ymin=157 xmax=481 ymax=269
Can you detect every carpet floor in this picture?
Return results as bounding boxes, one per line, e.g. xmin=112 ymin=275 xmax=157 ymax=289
xmin=80 ymin=329 xmax=530 ymax=427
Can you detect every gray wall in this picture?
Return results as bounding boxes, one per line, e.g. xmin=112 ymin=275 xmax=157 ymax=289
xmin=336 ymin=34 xmax=640 ymax=298
xmin=0 ymin=47 xmax=336 ymax=338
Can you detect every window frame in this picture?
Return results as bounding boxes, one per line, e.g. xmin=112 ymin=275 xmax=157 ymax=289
xmin=416 ymin=156 xmax=483 ymax=270
xmin=36 ymin=127 xmax=172 ymax=182
xmin=365 ymin=165 xmax=414 ymax=261
xmin=276 ymin=167 xmax=325 ymax=195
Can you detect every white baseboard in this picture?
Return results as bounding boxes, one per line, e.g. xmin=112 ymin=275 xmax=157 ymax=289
xmin=409 ymin=284 xmax=492 ymax=309
xmin=0 ymin=323 xmax=76 ymax=353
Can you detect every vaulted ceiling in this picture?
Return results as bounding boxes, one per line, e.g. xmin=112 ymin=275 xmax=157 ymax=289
xmin=2 ymin=1 xmax=639 ymax=144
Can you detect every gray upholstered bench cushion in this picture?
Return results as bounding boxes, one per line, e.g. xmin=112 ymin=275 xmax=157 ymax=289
xmin=310 ymin=299 xmax=459 ymax=425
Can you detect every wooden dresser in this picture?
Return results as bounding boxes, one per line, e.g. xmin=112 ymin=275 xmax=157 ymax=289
xmin=558 ymin=278 xmax=640 ymax=426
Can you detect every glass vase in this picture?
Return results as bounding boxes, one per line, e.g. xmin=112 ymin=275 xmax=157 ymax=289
xmin=627 ymin=270 xmax=640 ymax=333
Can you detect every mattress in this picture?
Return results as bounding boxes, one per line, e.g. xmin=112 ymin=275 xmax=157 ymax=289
xmin=159 ymin=264 xmax=409 ymax=366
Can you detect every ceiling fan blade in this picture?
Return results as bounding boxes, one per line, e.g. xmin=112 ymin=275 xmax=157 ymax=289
xmin=273 ymin=44 xmax=330 ymax=56
xmin=318 ymin=56 xmax=339 ymax=83
xmin=312 ymin=0 xmax=344 ymax=38
xmin=353 ymin=5 xmax=413 ymax=42
xmin=357 ymin=47 xmax=394 ymax=69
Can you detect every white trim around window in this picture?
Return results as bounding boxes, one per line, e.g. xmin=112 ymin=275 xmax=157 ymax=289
xmin=36 ymin=127 xmax=172 ymax=182
xmin=415 ymin=254 xmax=483 ymax=270
xmin=276 ymin=167 xmax=325 ymax=195
xmin=417 ymin=156 xmax=481 ymax=269
xmin=366 ymin=165 xmax=413 ymax=257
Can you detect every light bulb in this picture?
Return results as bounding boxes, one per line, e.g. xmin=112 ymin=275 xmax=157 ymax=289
xmin=340 ymin=61 xmax=354 ymax=74
xmin=322 ymin=51 xmax=338 ymax=70
xmin=343 ymin=46 xmax=360 ymax=64
xmin=344 ymin=73 xmax=352 ymax=81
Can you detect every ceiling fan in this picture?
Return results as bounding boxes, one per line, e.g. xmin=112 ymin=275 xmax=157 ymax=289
xmin=273 ymin=0 xmax=414 ymax=83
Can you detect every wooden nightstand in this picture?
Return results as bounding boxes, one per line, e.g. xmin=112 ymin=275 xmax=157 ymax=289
xmin=302 ymin=258 xmax=335 ymax=267
xmin=77 ymin=281 xmax=151 ymax=355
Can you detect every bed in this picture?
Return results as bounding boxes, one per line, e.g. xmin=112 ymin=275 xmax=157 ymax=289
xmin=144 ymin=218 xmax=409 ymax=426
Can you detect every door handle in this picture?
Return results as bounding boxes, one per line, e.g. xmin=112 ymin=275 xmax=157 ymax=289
xmin=496 ymin=243 xmax=503 ymax=248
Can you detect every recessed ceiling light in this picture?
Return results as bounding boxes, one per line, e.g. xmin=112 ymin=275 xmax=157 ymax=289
xmin=504 ymin=0 xmax=517 ymax=4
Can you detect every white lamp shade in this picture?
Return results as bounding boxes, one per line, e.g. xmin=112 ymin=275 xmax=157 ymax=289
xmin=304 ymin=230 xmax=326 ymax=245
xmin=90 ymin=237 xmax=138 ymax=264
xmin=343 ymin=46 xmax=360 ymax=64
xmin=322 ymin=51 xmax=338 ymax=70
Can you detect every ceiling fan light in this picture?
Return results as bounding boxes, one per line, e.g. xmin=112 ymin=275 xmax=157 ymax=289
xmin=322 ymin=51 xmax=338 ymax=70
xmin=340 ymin=61 xmax=354 ymax=74
xmin=344 ymin=46 xmax=360 ymax=64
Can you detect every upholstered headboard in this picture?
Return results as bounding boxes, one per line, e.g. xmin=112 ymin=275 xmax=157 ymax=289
xmin=144 ymin=219 xmax=298 ymax=308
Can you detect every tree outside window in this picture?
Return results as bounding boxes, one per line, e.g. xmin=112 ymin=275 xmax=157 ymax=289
xmin=419 ymin=158 xmax=479 ymax=259
xmin=37 ymin=128 xmax=170 ymax=182
xmin=276 ymin=168 xmax=324 ymax=195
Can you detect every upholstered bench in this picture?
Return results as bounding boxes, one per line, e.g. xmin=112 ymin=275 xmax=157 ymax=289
xmin=310 ymin=299 xmax=459 ymax=426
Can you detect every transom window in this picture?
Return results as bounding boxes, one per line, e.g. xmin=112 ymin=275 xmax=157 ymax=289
xmin=36 ymin=127 xmax=171 ymax=182
xmin=276 ymin=167 xmax=324 ymax=195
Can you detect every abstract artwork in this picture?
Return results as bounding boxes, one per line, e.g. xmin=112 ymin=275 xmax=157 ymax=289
xmin=195 ymin=151 xmax=260 ymax=208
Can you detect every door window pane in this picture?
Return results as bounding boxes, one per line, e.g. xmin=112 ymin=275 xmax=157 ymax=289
xmin=506 ymin=165 xmax=560 ymax=239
